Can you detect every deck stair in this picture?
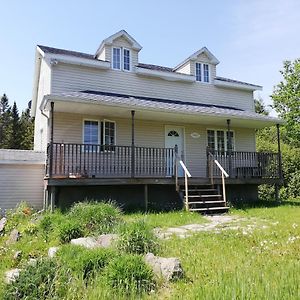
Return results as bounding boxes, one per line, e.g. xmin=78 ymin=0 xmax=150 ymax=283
xmin=179 ymin=184 xmax=229 ymax=214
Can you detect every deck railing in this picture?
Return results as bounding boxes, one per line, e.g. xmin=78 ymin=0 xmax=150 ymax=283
xmin=46 ymin=142 xmax=175 ymax=178
xmin=207 ymin=149 xmax=280 ymax=179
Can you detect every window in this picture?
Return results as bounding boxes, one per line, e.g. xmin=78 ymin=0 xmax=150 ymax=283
xmin=196 ymin=63 xmax=202 ymax=81
xmin=203 ymin=64 xmax=209 ymax=82
xmin=112 ymin=47 xmax=121 ymax=69
xmin=112 ymin=47 xmax=131 ymax=71
xmin=123 ymin=48 xmax=130 ymax=71
xmin=168 ymin=130 xmax=179 ymax=137
xmin=84 ymin=120 xmax=99 ymax=145
xmin=102 ymin=120 xmax=115 ymax=145
xmin=195 ymin=63 xmax=210 ymax=83
xmin=207 ymin=129 xmax=234 ymax=152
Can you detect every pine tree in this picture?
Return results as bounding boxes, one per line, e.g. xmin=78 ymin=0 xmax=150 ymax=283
xmin=9 ymin=102 xmax=22 ymax=149
xmin=0 ymin=94 xmax=12 ymax=148
xmin=19 ymin=108 xmax=34 ymax=149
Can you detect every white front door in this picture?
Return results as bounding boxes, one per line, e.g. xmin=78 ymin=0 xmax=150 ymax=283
xmin=165 ymin=126 xmax=184 ymax=176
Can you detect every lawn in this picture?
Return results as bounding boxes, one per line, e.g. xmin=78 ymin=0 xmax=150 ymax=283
xmin=0 ymin=200 xmax=299 ymax=299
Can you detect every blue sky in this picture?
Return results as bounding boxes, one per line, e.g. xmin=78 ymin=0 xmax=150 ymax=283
xmin=0 ymin=0 xmax=299 ymax=113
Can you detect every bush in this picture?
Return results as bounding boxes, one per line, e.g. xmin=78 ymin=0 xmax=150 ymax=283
xmin=104 ymin=254 xmax=155 ymax=294
xmin=287 ymin=171 xmax=300 ymax=199
xmin=58 ymin=220 xmax=83 ymax=243
xmin=68 ymin=201 xmax=121 ymax=235
xmin=58 ymin=244 xmax=115 ymax=280
xmin=117 ymin=220 xmax=158 ymax=254
xmin=3 ymin=259 xmax=69 ymax=299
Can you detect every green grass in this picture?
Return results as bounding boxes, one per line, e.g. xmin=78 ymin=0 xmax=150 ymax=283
xmin=1 ymin=200 xmax=300 ymax=299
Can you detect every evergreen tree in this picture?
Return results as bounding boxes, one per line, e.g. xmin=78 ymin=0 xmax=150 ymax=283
xmin=19 ymin=108 xmax=34 ymax=149
xmin=0 ymin=94 xmax=12 ymax=148
xmin=9 ymin=102 xmax=22 ymax=149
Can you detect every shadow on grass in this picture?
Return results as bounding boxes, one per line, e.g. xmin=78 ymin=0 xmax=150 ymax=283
xmin=230 ymin=199 xmax=300 ymax=210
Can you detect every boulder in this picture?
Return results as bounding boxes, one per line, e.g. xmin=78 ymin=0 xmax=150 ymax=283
xmin=70 ymin=234 xmax=119 ymax=249
xmin=48 ymin=247 xmax=59 ymax=258
xmin=0 ymin=217 xmax=7 ymax=233
xmin=144 ymin=253 xmax=183 ymax=281
xmin=96 ymin=234 xmax=118 ymax=248
xmin=6 ymin=229 xmax=20 ymax=245
xmin=71 ymin=237 xmax=98 ymax=249
xmin=4 ymin=268 xmax=21 ymax=284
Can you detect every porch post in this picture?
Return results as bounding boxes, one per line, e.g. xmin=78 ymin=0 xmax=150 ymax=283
xmin=227 ymin=119 xmax=232 ymax=177
xmin=49 ymin=102 xmax=54 ymax=178
xmin=131 ymin=110 xmax=135 ymax=178
xmin=275 ymin=124 xmax=282 ymax=202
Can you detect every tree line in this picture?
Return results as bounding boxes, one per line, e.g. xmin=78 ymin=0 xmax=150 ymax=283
xmin=255 ymin=58 xmax=300 ymax=200
xmin=0 ymin=94 xmax=34 ymax=150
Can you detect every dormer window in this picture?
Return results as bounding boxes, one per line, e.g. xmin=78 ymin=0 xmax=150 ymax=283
xmin=123 ymin=48 xmax=130 ymax=71
xmin=112 ymin=47 xmax=121 ymax=69
xmin=195 ymin=63 xmax=210 ymax=83
xmin=112 ymin=47 xmax=131 ymax=71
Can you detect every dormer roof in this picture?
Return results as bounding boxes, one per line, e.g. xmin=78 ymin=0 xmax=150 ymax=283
xmin=95 ymin=30 xmax=142 ymax=58
xmin=174 ymin=47 xmax=220 ymax=71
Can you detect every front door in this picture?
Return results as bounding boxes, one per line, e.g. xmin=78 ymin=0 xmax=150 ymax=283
xmin=165 ymin=126 xmax=184 ymax=176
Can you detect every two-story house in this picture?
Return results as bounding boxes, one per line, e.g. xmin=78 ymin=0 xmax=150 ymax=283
xmin=32 ymin=30 xmax=283 ymax=212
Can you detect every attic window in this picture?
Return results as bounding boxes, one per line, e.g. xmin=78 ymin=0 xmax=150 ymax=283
xmin=112 ymin=48 xmax=121 ymax=69
xmin=112 ymin=47 xmax=131 ymax=71
xmin=195 ymin=63 xmax=210 ymax=83
xmin=123 ymin=49 xmax=130 ymax=71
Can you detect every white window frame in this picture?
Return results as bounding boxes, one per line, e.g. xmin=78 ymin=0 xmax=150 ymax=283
xmin=195 ymin=62 xmax=210 ymax=83
xmin=206 ymin=128 xmax=235 ymax=151
xmin=112 ymin=47 xmax=121 ymax=70
xmin=82 ymin=119 xmax=100 ymax=145
xmin=102 ymin=119 xmax=117 ymax=146
xmin=123 ymin=48 xmax=131 ymax=72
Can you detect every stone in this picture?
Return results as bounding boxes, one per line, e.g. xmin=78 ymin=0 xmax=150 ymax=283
xmin=71 ymin=237 xmax=98 ymax=249
xmin=144 ymin=253 xmax=183 ymax=281
xmin=13 ymin=251 xmax=22 ymax=260
xmin=0 ymin=217 xmax=7 ymax=233
xmin=6 ymin=229 xmax=20 ymax=245
xmin=5 ymin=268 xmax=21 ymax=284
xmin=48 ymin=246 xmax=59 ymax=258
xmin=96 ymin=234 xmax=118 ymax=248
xmin=28 ymin=258 xmax=37 ymax=266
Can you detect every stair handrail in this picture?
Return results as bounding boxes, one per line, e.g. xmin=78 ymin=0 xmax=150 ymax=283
xmin=207 ymin=151 xmax=229 ymax=204
xmin=174 ymin=147 xmax=192 ymax=211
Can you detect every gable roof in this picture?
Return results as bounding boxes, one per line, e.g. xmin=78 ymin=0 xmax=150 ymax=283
xmin=95 ymin=30 xmax=142 ymax=58
xmin=174 ymin=47 xmax=220 ymax=71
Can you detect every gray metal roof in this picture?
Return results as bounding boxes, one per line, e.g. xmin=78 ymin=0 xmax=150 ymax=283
xmin=48 ymin=90 xmax=281 ymax=124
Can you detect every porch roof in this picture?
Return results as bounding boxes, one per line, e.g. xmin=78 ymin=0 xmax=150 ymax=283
xmin=41 ymin=90 xmax=283 ymax=128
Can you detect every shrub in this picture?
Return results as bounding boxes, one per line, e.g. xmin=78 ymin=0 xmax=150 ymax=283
xmin=104 ymin=254 xmax=155 ymax=294
xmin=23 ymin=222 xmax=38 ymax=235
xmin=68 ymin=201 xmax=121 ymax=235
xmin=117 ymin=220 xmax=158 ymax=254
xmin=287 ymin=171 xmax=300 ymax=199
xmin=58 ymin=220 xmax=83 ymax=243
xmin=58 ymin=244 xmax=115 ymax=280
xmin=3 ymin=259 xmax=69 ymax=300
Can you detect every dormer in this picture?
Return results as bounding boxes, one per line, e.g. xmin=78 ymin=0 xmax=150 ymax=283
xmin=174 ymin=47 xmax=219 ymax=83
xmin=95 ymin=30 xmax=142 ymax=71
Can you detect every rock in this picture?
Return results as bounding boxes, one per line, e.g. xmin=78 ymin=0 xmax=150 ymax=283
xmin=6 ymin=229 xmax=20 ymax=245
xmin=0 ymin=217 xmax=7 ymax=233
xmin=4 ymin=268 xmax=21 ymax=284
xmin=28 ymin=258 xmax=37 ymax=266
xmin=13 ymin=251 xmax=22 ymax=260
xmin=48 ymin=247 xmax=59 ymax=258
xmin=71 ymin=237 xmax=98 ymax=249
xmin=144 ymin=253 xmax=183 ymax=281
xmin=70 ymin=234 xmax=119 ymax=249
xmin=96 ymin=234 xmax=118 ymax=248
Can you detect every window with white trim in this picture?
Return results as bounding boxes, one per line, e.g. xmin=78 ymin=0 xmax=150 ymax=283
xmin=101 ymin=120 xmax=115 ymax=145
xmin=123 ymin=48 xmax=130 ymax=71
xmin=84 ymin=120 xmax=99 ymax=145
xmin=195 ymin=62 xmax=210 ymax=83
xmin=112 ymin=47 xmax=121 ymax=69
xmin=207 ymin=129 xmax=234 ymax=151
xmin=203 ymin=64 xmax=209 ymax=82
xmin=195 ymin=63 xmax=202 ymax=81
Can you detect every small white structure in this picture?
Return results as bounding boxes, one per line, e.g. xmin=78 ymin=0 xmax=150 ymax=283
xmin=0 ymin=149 xmax=45 ymax=211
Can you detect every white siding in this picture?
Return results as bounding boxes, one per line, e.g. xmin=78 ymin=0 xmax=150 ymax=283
xmin=51 ymin=64 xmax=254 ymax=111
xmin=34 ymin=59 xmax=52 ymax=151
xmin=53 ymin=112 xmax=256 ymax=177
xmin=0 ymin=150 xmax=45 ymax=210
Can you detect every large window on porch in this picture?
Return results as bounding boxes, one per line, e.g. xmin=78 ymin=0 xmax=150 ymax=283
xmin=207 ymin=129 xmax=235 ymax=152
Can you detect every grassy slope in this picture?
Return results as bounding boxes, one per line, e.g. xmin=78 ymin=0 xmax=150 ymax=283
xmin=1 ymin=202 xmax=300 ymax=299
